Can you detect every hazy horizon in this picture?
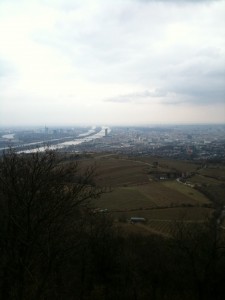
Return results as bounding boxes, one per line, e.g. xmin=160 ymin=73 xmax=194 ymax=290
xmin=1 ymin=0 xmax=225 ymax=126
xmin=1 ymin=122 xmax=225 ymax=130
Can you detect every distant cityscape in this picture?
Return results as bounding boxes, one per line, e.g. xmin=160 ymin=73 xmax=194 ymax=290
xmin=1 ymin=124 xmax=225 ymax=160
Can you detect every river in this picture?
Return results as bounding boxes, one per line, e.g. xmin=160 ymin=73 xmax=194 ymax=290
xmin=19 ymin=126 xmax=110 ymax=153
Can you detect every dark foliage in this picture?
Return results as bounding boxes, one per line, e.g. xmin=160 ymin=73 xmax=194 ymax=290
xmin=0 ymin=150 xmax=225 ymax=300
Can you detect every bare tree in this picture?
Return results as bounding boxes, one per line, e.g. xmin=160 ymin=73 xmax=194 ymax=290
xmin=0 ymin=149 xmax=104 ymax=300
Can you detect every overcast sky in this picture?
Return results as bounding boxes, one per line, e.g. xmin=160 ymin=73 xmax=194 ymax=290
xmin=0 ymin=0 xmax=225 ymax=126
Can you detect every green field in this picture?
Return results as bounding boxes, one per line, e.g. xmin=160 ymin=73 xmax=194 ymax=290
xmin=115 ymin=207 xmax=213 ymax=237
xmin=198 ymin=167 xmax=225 ymax=180
xmin=80 ymin=157 xmax=149 ymax=186
xmin=189 ymin=174 xmax=221 ymax=185
xmin=95 ymin=181 xmax=210 ymax=210
xmin=162 ymin=181 xmax=210 ymax=204
xmin=112 ymin=207 xmax=212 ymax=221
xmin=79 ymin=155 xmax=224 ymax=236
xmin=134 ymin=156 xmax=200 ymax=172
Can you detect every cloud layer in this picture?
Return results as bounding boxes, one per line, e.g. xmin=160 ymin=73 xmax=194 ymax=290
xmin=0 ymin=0 xmax=225 ymax=125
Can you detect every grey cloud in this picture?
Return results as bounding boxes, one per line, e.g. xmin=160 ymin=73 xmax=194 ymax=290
xmin=195 ymin=47 xmax=223 ymax=59
xmin=12 ymin=0 xmax=225 ymax=108
xmin=105 ymin=55 xmax=225 ymax=105
xmin=169 ymin=82 xmax=225 ymax=104
xmin=105 ymin=82 xmax=225 ymax=106
xmin=33 ymin=0 xmax=169 ymax=66
xmin=163 ymin=50 xmax=225 ymax=104
xmin=105 ymin=89 xmax=167 ymax=103
xmin=125 ymin=43 xmax=225 ymax=105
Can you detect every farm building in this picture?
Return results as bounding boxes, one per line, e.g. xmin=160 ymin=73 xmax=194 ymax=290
xmin=150 ymin=171 xmax=182 ymax=180
xmin=130 ymin=217 xmax=146 ymax=224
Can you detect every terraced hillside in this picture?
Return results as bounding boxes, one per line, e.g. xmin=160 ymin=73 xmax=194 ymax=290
xmin=78 ymin=155 xmax=225 ymax=236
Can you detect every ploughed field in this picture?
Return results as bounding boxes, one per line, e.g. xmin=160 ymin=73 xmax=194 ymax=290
xmin=79 ymin=155 xmax=225 ymax=236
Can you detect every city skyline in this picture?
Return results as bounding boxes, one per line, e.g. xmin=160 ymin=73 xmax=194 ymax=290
xmin=0 ymin=0 xmax=225 ymax=126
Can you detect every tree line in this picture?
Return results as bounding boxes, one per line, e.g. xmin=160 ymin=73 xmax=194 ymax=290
xmin=0 ymin=150 xmax=225 ymax=300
